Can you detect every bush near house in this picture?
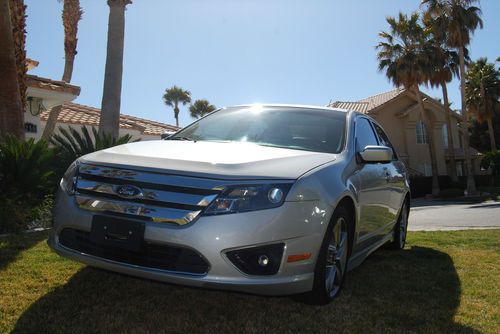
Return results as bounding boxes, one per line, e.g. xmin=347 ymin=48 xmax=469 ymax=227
xmin=0 ymin=128 xmax=137 ymax=233
xmin=0 ymin=135 xmax=56 ymax=233
xmin=481 ymin=151 xmax=500 ymax=175
xmin=409 ymin=175 xmax=500 ymax=198
xmin=50 ymin=125 xmax=137 ymax=168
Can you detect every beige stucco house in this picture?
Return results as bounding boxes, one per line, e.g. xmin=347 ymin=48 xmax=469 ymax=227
xmin=24 ymin=60 xmax=179 ymax=141
xmin=329 ymin=88 xmax=483 ymax=176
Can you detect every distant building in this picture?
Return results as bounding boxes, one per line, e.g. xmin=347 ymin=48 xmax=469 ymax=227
xmin=329 ymin=88 xmax=484 ymax=176
xmin=24 ymin=59 xmax=178 ymax=141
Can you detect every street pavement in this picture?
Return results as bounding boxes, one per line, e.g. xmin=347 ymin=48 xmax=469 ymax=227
xmin=408 ymin=199 xmax=500 ymax=231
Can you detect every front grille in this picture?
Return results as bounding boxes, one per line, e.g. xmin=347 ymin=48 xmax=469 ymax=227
xmin=58 ymin=228 xmax=209 ymax=275
xmin=75 ymin=164 xmax=227 ymax=225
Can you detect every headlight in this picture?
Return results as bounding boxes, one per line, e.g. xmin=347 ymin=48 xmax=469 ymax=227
xmin=203 ymin=183 xmax=292 ymax=215
xmin=60 ymin=160 xmax=79 ymax=195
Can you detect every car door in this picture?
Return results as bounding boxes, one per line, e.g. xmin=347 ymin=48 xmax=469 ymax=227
xmin=371 ymin=121 xmax=407 ymax=234
xmin=352 ymin=117 xmax=394 ymax=249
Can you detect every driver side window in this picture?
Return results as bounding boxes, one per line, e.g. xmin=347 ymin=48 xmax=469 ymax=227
xmin=355 ymin=118 xmax=379 ymax=151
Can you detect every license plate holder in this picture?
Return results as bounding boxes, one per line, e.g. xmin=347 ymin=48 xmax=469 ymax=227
xmin=90 ymin=216 xmax=145 ymax=252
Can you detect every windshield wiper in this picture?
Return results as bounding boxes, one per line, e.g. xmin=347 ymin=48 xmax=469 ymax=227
xmin=168 ymin=136 xmax=195 ymax=141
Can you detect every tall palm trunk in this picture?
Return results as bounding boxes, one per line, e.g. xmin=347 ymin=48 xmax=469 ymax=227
xmin=486 ymin=118 xmax=496 ymax=152
xmin=0 ymin=0 xmax=24 ymax=139
xmin=174 ymin=103 xmax=179 ymax=127
xmin=481 ymin=83 xmax=497 ymax=152
xmin=458 ymin=46 xmax=477 ymax=194
xmin=441 ymin=81 xmax=458 ymax=182
xmin=98 ymin=0 xmax=130 ymax=139
xmin=42 ymin=0 xmax=82 ymax=140
xmin=414 ymin=86 xmax=440 ymax=196
xmin=9 ymin=0 xmax=27 ymax=110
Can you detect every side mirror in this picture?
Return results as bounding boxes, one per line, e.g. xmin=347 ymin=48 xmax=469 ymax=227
xmin=359 ymin=145 xmax=392 ymax=163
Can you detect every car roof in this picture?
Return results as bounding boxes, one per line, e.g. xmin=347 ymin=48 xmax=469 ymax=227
xmin=226 ymin=103 xmax=349 ymax=113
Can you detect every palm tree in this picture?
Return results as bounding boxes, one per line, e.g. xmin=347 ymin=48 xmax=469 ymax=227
xmin=377 ymin=12 xmax=440 ymax=196
xmin=424 ymin=16 xmax=463 ymax=182
xmin=42 ymin=0 xmax=83 ymax=140
xmin=189 ymin=99 xmax=216 ymax=119
xmin=98 ymin=0 xmax=132 ymax=140
xmin=9 ymin=0 xmax=27 ymax=111
xmin=0 ymin=0 xmax=24 ymax=139
xmin=422 ymin=0 xmax=483 ymax=194
xmin=163 ymin=86 xmax=191 ymax=127
xmin=465 ymin=58 xmax=500 ymax=151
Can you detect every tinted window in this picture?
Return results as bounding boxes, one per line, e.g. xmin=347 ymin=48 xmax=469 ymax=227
xmin=372 ymin=123 xmax=397 ymax=159
xmin=355 ymin=118 xmax=378 ymax=151
xmin=170 ymin=106 xmax=346 ymax=154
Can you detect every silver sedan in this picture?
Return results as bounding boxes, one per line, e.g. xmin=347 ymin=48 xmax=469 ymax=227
xmin=49 ymin=105 xmax=410 ymax=304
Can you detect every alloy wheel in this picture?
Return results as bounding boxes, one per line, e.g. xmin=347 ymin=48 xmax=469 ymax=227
xmin=324 ymin=217 xmax=349 ymax=298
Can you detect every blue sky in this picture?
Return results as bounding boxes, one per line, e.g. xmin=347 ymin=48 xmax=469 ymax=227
xmin=25 ymin=0 xmax=499 ymax=127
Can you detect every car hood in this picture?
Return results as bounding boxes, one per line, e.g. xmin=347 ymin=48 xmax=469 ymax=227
xmin=80 ymin=140 xmax=336 ymax=180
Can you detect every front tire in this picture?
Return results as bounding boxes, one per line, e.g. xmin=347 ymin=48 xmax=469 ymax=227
xmin=308 ymin=206 xmax=351 ymax=305
xmin=388 ymin=201 xmax=409 ymax=250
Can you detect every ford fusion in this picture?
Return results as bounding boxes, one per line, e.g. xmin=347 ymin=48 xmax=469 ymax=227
xmin=49 ymin=105 xmax=410 ymax=304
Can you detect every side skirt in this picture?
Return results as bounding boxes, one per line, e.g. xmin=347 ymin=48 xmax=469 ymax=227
xmin=347 ymin=233 xmax=393 ymax=272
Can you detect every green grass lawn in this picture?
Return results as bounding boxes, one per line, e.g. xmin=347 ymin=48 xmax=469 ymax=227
xmin=1 ymin=230 xmax=499 ymax=333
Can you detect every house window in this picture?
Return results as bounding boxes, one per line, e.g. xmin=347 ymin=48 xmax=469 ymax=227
xmin=442 ymin=124 xmax=448 ymax=148
xmin=416 ymin=121 xmax=428 ymax=144
xmin=456 ymin=162 xmax=463 ymax=177
xmin=419 ymin=163 xmax=432 ymax=176
xmin=24 ymin=122 xmax=37 ymax=133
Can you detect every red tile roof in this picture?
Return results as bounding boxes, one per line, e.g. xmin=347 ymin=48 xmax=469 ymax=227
xmin=26 ymin=74 xmax=81 ymax=96
xmin=329 ymin=88 xmax=406 ymax=113
xmin=40 ymin=102 xmax=179 ymax=136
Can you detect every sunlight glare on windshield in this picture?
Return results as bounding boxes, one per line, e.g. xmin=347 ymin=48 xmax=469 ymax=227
xmin=249 ymin=104 xmax=264 ymax=115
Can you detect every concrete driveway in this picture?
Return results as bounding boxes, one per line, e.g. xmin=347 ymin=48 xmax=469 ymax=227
xmin=408 ymin=199 xmax=500 ymax=231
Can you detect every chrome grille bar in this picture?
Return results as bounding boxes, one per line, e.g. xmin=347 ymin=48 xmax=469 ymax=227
xmin=76 ymin=179 xmax=218 ymax=207
xmin=75 ymin=164 xmax=224 ymax=225
xmin=79 ymin=164 xmax=232 ymax=191
xmin=75 ymin=195 xmax=201 ymax=225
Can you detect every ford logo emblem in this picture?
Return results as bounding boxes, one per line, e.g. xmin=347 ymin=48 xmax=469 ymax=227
xmin=114 ymin=185 xmax=143 ymax=199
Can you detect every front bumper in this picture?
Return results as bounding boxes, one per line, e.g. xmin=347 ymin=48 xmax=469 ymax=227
xmin=49 ymin=190 xmax=332 ymax=296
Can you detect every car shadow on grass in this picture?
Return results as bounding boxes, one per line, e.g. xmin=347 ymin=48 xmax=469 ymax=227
xmin=13 ymin=246 xmax=478 ymax=333
xmin=0 ymin=231 xmax=49 ymax=271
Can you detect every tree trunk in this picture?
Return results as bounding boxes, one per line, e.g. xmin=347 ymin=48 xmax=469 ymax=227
xmin=441 ymin=82 xmax=458 ymax=182
xmin=9 ymin=0 xmax=27 ymax=110
xmin=174 ymin=104 xmax=179 ymax=127
xmin=41 ymin=59 xmax=76 ymax=142
xmin=62 ymin=56 xmax=74 ymax=83
xmin=42 ymin=0 xmax=82 ymax=140
xmin=487 ymin=117 xmax=497 ymax=152
xmin=414 ymin=86 xmax=440 ymax=196
xmin=458 ymin=46 xmax=477 ymax=195
xmin=41 ymin=105 xmax=62 ymax=140
xmin=0 ymin=0 xmax=24 ymax=139
xmin=99 ymin=0 xmax=129 ymax=139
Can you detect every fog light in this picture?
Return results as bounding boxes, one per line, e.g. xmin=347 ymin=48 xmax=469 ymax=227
xmin=258 ymin=255 xmax=269 ymax=267
xmin=226 ymin=243 xmax=284 ymax=275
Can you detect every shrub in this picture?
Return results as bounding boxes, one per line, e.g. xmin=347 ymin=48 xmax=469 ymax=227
xmin=480 ymin=151 xmax=500 ymax=175
xmin=438 ymin=188 xmax=465 ymax=199
xmin=0 ymin=135 xmax=56 ymax=200
xmin=51 ymin=125 xmax=138 ymax=168
xmin=0 ymin=135 xmax=58 ymax=233
xmin=0 ymin=195 xmax=53 ymax=234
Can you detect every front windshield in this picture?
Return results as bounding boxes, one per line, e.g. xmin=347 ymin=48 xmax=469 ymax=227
xmin=169 ymin=106 xmax=346 ymax=154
